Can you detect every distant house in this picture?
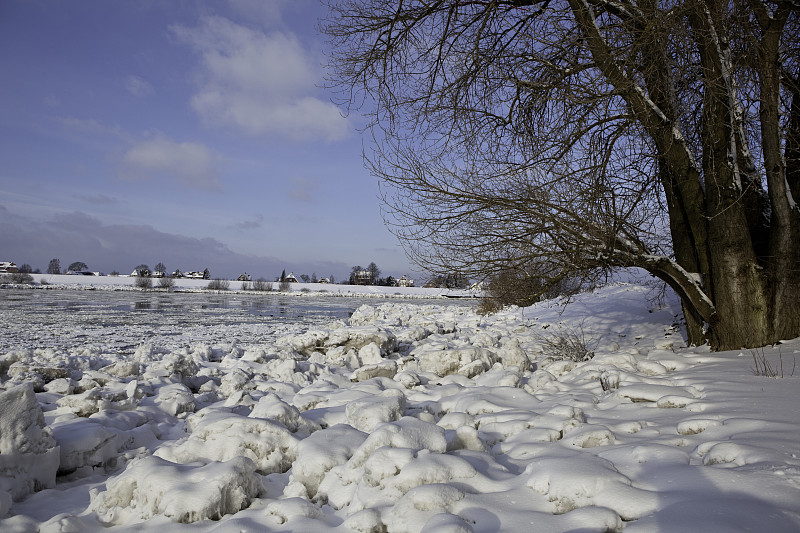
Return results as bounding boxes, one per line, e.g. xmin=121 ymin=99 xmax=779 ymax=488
xmin=353 ymin=270 xmax=372 ymax=285
xmin=284 ymin=272 xmax=300 ymax=283
xmin=184 ymin=271 xmax=205 ymax=279
xmin=0 ymin=262 xmax=19 ymax=273
xmin=67 ymin=270 xmax=98 ymax=276
xmin=318 ymin=278 xmax=330 ymax=284
xmin=131 ymin=268 xmax=150 ymax=277
xmin=397 ymin=275 xmax=415 ymax=287
xmin=172 ymin=270 xmax=184 ymax=278
xmin=237 ymin=273 xmax=252 ymax=282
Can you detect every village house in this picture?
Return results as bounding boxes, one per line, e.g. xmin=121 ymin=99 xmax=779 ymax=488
xmin=397 ymin=275 xmax=415 ymax=287
xmin=352 ymin=270 xmax=372 ymax=285
xmin=283 ymin=272 xmax=300 ymax=283
xmin=0 ymin=262 xmax=19 ymax=273
xmin=237 ymin=273 xmax=252 ymax=282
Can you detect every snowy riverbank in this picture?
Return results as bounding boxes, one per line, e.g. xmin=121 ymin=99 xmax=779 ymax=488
xmin=1 ymin=283 xmax=799 ymax=531
xmin=19 ymin=274 xmax=478 ymax=299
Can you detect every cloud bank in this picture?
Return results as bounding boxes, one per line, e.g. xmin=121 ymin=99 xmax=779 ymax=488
xmin=172 ymin=16 xmax=348 ymax=142
xmin=120 ymin=136 xmax=221 ymax=190
xmin=0 ymin=208 xmax=348 ymax=280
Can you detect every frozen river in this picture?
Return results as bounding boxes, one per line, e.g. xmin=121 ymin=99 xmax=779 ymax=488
xmin=1 ymin=284 xmax=799 ymax=531
xmin=0 ymin=288 xmax=472 ymax=355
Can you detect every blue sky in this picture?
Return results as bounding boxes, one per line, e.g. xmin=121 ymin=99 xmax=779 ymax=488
xmin=0 ymin=0 xmax=415 ymax=282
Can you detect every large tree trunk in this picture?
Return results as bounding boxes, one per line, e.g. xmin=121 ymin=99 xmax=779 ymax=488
xmin=633 ymin=3 xmax=709 ymax=345
xmin=691 ymin=1 xmax=773 ymax=349
xmin=752 ymin=3 xmax=800 ymax=343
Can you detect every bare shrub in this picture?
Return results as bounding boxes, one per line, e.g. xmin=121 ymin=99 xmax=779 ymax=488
xmin=278 ymin=280 xmax=291 ymax=292
xmin=241 ymin=281 xmax=251 ymax=291
xmin=538 ymin=326 xmax=596 ymax=362
xmin=478 ymin=269 xmax=549 ymax=314
xmin=158 ymin=276 xmax=175 ymax=290
xmin=478 ymin=265 xmax=588 ymax=315
xmin=207 ymin=278 xmax=230 ymax=291
xmin=252 ymin=278 xmax=272 ymax=291
xmin=4 ymin=272 xmax=35 ymax=284
xmin=751 ymin=348 xmax=796 ymax=378
xmin=135 ymin=276 xmax=153 ymax=290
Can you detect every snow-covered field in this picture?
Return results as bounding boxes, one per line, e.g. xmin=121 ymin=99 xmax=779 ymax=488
xmin=1 ymin=282 xmax=799 ymax=532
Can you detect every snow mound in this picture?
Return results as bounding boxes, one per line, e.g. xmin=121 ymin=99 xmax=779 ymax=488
xmin=89 ymin=455 xmax=260 ymax=523
xmin=525 ymin=455 xmax=658 ymax=520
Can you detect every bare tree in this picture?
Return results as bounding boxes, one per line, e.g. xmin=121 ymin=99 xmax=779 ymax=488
xmin=158 ymin=275 xmax=175 ymax=290
xmin=47 ymin=258 xmax=60 ymax=275
xmin=135 ymin=275 xmax=153 ymax=290
xmin=367 ymin=262 xmax=381 ymax=285
xmin=323 ymin=0 xmax=800 ymax=350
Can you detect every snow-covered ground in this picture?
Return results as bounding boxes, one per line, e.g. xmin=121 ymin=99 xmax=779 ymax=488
xmin=1 ymin=282 xmax=799 ymax=532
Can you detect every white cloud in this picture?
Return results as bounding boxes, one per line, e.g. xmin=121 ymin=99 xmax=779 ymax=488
xmin=230 ymin=213 xmax=264 ymax=230
xmin=121 ymin=136 xmax=221 ymax=190
xmin=226 ymin=0 xmax=287 ymax=28
xmin=172 ymin=16 xmax=348 ymax=142
xmin=125 ymin=75 xmax=155 ymax=97
xmin=76 ymin=194 xmax=119 ymax=205
xmin=288 ymin=176 xmax=314 ymax=202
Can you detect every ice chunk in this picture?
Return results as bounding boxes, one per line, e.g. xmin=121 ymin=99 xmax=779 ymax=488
xmin=154 ymin=383 xmax=195 ymax=416
xmin=351 ymin=360 xmax=398 ymax=382
xmin=154 ymin=415 xmax=298 ymax=474
xmin=0 ymin=384 xmax=59 ymax=502
xmin=0 ymin=384 xmax=55 ymax=455
xmin=496 ymin=339 xmax=532 ymax=372
xmin=345 ymin=389 xmax=406 ymax=432
xmin=50 ymin=418 xmax=125 ymax=475
xmin=249 ymin=394 xmax=320 ymax=437
xmin=385 ymin=484 xmax=466 ymax=533
xmin=288 ymin=424 xmax=367 ymax=499
xmin=349 ymin=416 xmax=447 ymax=469
xmin=415 ymin=347 xmax=496 ymax=378
xmin=265 ymin=497 xmax=324 ymax=524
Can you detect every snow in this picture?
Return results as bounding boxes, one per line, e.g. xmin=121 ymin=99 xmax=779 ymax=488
xmin=1 ymin=282 xmax=799 ymax=531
